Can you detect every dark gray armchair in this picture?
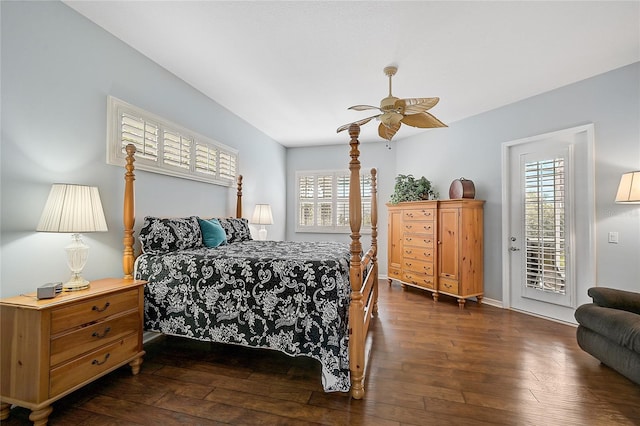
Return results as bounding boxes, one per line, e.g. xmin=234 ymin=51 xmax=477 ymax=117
xmin=575 ymin=287 xmax=640 ymax=385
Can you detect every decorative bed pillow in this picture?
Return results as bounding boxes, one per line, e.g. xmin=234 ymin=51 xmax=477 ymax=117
xmin=139 ymin=216 xmax=203 ymax=254
xmin=217 ymin=217 xmax=253 ymax=243
xmin=198 ymin=218 xmax=227 ymax=247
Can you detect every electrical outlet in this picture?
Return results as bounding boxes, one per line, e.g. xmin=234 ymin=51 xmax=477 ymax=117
xmin=608 ymin=232 xmax=619 ymax=244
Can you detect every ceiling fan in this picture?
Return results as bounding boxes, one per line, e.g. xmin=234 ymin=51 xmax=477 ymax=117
xmin=337 ymin=66 xmax=447 ymax=141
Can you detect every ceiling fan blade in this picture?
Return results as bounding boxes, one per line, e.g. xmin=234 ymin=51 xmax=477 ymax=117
xmin=395 ymin=97 xmax=440 ymax=115
xmin=336 ymin=114 xmax=379 ymax=133
xmin=401 ymin=112 xmax=448 ymax=129
xmin=378 ymin=122 xmax=401 ymax=141
xmin=348 ymin=104 xmax=381 ymax=112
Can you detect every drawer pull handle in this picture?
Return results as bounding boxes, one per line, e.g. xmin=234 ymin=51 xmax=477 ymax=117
xmin=92 ymin=302 xmax=111 ymax=312
xmin=92 ymin=353 xmax=110 ymax=366
xmin=92 ymin=327 xmax=111 ymax=339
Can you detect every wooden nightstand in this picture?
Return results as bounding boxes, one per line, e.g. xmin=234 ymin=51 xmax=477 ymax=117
xmin=0 ymin=278 xmax=146 ymax=425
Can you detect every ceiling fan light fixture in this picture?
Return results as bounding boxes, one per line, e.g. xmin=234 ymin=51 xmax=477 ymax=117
xmin=380 ymin=112 xmax=403 ymax=127
xmin=337 ymin=65 xmax=446 ymax=141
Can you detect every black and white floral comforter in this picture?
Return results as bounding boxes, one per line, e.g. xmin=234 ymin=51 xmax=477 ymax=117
xmin=134 ymin=240 xmax=352 ymax=392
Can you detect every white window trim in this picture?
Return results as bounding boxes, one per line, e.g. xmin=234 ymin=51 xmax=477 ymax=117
xmin=295 ymin=168 xmax=373 ymax=234
xmin=106 ymin=96 xmax=239 ymax=186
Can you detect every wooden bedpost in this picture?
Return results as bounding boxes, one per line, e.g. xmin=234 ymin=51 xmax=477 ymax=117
xmin=371 ymin=168 xmax=379 ymax=314
xmin=236 ymin=175 xmax=243 ymax=218
xmin=347 ymin=123 xmax=365 ymax=400
xmin=123 ymin=144 xmax=136 ymax=279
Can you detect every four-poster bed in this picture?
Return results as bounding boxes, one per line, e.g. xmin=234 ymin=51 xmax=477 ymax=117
xmin=121 ymin=124 xmax=378 ymax=399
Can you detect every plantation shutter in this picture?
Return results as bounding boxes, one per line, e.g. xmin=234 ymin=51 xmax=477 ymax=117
xmin=120 ymin=112 xmax=159 ymax=162
xmin=108 ymin=96 xmax=239 ymax=187
xmin=524 ymin=158 xmax=566 ymax=294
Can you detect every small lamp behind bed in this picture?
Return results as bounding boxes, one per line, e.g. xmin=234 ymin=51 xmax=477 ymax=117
xmin=251 ymin=204 xmax=273 ymax=241
xmin=37 ymin=184 xmax=108 ymax=291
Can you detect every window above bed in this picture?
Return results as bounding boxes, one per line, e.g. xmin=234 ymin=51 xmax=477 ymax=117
xmin=295 ymin=169 xmax=373 ymax=234
xmin=107 ymin=96 xmax=238 ymax=187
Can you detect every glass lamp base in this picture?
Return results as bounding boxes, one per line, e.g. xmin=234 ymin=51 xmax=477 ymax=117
xmin=64 ymin=273 xmax=90 ymax=292
xmin=257 ymin=226 xmax=268 ymax=241
xmin=64 ymin=233 xmax=90 ymax=291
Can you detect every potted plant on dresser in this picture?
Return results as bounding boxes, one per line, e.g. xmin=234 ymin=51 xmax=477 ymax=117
xmin=389 ymin=174 xmax=439 ymax=204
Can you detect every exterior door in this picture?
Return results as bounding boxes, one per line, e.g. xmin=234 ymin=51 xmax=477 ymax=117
xmin=502 ymin=124 xmax=595 ymax=323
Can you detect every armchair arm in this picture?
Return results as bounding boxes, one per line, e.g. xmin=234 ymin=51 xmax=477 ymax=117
xmin=587 ymin=287 xmax=640 ymax=315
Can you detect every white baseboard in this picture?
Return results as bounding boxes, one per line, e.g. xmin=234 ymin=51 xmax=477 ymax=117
xmin=143 ymin=331 xmax=163 ymax=344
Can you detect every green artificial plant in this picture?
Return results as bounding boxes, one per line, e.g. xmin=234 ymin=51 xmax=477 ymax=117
xmin=390 ymin=174 xmax=439 ymax=204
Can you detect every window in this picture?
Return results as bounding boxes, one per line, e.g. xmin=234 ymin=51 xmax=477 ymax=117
xmin=524 ymin=158 xmax=566 ymax=294
xmin=107 ymin=96 xmax=238 ymax=186
xmin=296 ymin=169 xmax=373 ymax=233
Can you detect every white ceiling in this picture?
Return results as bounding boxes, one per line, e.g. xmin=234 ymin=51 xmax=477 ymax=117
xmin=64 ymin=1 xmax=639 ymax=147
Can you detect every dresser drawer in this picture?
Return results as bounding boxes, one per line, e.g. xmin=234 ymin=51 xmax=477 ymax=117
xmin=403 ymin=235 xmax=435 ymax=248
xmin=388 ymin=267 xmax=402 ymax=279
xmin=402 ymin=259 xmax=434 ymax=275
xmin=402 ymin=272 xmax=436 ymax=290
xmin=439 ymin=278 xmax=459 ymax=295
xmin=403 ymin=247 xmax=434 ymax=261
xmin=402 ymin=221 xmax=434 ymax=235
xmin=51 ymin=289 xmax=139 ymax=334
xmin=50 ymin=311 xmax=140 ymax=366
xmin=49 ymin=333 xmax=139 ymax=397
xmin=403 ymin=208 xmax=435 ymax=221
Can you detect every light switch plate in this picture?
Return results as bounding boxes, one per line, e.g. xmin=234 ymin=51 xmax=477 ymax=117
xmin=608 ymin=231 xmax=619 ymax=244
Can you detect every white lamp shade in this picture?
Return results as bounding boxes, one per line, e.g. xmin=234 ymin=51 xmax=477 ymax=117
xmin=37 ymin=184 xmax=108 ymax=233
xmin=251 ymin=204 xmax=274 ymax=225
xmin=615 ymin=171 xmax=640 ymax=203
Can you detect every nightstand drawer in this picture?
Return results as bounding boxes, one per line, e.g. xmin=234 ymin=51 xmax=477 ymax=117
xmin=50 ymin=311 xmax=140 ymax=366
xmin=51 ymin=289 xmax=138 ymax=334
xmin=49 ymin=333 xmax=139 ymax=396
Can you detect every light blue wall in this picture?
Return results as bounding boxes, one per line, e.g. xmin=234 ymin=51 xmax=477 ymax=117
xmin=0 ymin=1 xmax=286 ymax=296
xmin=397 ymin=62 xmax=640 ymax=301
xmin=287 ymin=63 xmax=639 ymax=303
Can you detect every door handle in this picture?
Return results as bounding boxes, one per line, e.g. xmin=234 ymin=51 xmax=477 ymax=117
xmin=509 ymin=247 xmax=520 ymax=251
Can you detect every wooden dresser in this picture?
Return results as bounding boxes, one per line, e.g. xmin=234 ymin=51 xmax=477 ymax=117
xmin=0 ymin=278 xmax=146 ymax=425
xmin=387 ymin=200 xmax=484 ymax=307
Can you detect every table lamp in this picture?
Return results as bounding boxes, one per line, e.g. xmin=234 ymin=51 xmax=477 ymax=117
xmin=251 ymin=204 xmax=273 ymax=240
xmin=37 ymin=184 xmax=108 ymax=291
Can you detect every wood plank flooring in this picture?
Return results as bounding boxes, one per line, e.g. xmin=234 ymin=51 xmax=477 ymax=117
xmin=5 ymin=281 xmax=640 ymax=425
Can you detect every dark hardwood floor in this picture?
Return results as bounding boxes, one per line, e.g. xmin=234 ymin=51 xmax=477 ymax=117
xmin=5 ymin=281 xmax=640 ymax=425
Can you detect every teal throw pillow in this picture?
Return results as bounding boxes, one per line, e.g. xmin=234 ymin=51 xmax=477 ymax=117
xmin=198 ymin=218 xmax=227 ymax=247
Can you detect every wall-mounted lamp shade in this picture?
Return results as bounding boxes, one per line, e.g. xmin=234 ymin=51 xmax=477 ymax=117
xmin=251 ymin=204 xmax=274 ymax=225
xmin=615 ymin=171 xmax=640 ymax=203
xmin=251 ymin=204 xmax=273 ymax=241
xmin=37 ymin=184 xmax=108 ymax=233
xmin=37 ymin=184 xmax=108 ymax=291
